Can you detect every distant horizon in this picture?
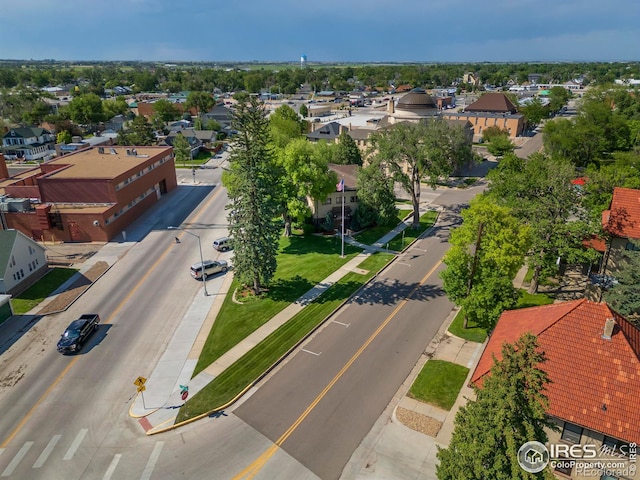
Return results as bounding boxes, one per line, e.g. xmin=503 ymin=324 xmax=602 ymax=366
xmin=1 ymin=1 xmax=638 ymax=65
xmin=1 ymin=58 xmax=638 ymax=66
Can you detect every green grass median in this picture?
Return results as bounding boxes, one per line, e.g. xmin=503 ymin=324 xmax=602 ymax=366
xmin=176 ymin=252 xmax=394 ymax=423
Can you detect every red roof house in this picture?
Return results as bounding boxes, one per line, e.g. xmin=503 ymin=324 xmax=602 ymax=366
xmin=602 ymin=187 xmax=640 ymax=240
xmin=471 ymin=299 xmax=640 ymax=444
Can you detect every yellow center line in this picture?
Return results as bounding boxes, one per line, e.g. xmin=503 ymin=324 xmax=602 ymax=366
xmin=1 ymin=186 xmax=222 ymax=449
xmin=233 ymin=259 xmax=443 ymax=480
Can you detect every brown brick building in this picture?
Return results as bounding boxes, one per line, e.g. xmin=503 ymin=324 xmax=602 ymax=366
xmin=442 ymin=92 xmax=526 ymax=139
xmin=0 ymin=146 xmax=177 ymax=242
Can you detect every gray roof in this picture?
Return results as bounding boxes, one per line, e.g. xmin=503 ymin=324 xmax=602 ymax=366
xmin=3 ymin=126 xmax=52 ymax=139
xmin=0 ymin=230 xmax=18 ymax=278
xmin=307 ymin=122 xmax=344 ymax=141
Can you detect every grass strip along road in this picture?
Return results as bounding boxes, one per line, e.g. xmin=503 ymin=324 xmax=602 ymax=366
xmin=176 ymin=252 xmax=394 ymax=422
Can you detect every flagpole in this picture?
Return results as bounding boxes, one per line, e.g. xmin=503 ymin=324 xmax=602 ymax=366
xmin=341 ymin=179 xmax=345 ymax=258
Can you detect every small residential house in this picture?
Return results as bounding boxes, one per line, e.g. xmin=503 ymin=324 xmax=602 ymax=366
xmin=472 ymin=299 xmax=640 ymax=479
xmin=309 ymin=164 xmax=359 ymax=231
xmin=307 ymin=122 xmax=347 ymax=143
xmin=2 ymin=127 xmax=56 ymax=161
xmin=0 ymin=229 xmax=48 ymax=295
xmin=602 ymin=187 xmax=640 ymax=274
xmin=104 ymin=114 xmax=127 ymax=132
xmin=200 ymin=104 xmax=233 ymax=129
xmin=160 ymin=130 xmax=203 ymax=159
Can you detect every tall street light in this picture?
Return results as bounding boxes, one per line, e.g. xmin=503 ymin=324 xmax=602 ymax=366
xmin=168 ymin=226 xmax=209 ymax=297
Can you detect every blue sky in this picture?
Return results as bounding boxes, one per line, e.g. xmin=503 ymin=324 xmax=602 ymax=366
xmin=1 ymin=0 xmax=638 ymax=62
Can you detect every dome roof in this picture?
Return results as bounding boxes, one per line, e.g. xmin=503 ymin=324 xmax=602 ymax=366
xmin=396 ymin=88 xmax=437 ymax=110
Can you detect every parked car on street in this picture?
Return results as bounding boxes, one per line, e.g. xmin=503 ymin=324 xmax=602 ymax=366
xmin=190 ymin=260 xmax=228 ymax=280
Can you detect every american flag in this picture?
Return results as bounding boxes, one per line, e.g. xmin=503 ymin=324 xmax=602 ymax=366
xmin=336 ymin=178 xmax=344 ymax=192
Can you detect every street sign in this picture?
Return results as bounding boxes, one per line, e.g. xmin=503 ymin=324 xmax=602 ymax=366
xmin=134 ymin=376 xmax=147 ymax=388
xmin=137 ymin=385 xmax=146 ymax=393
xmin=179 ymin=384 xmax=189 ymax=393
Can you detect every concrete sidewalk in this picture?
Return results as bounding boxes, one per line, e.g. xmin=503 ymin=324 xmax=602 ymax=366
xmin=129 ymin=203 xmax=439 ymax=432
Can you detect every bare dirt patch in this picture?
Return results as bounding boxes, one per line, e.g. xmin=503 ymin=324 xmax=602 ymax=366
xmin=396 ymin=406 xmax=443 ymax=437
xmin=37 ymin=261 xmax=110 ymax=315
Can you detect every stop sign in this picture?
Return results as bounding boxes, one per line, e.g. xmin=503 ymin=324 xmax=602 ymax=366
xmin=181 ymin=390 xmax=189 ymax=401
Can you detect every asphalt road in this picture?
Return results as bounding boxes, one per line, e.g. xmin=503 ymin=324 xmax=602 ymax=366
xmin=0 ymin=166 xmax=484 ymax=480
xmin=0 ymin=166 xmax=232 ymax=479
xmin=231 ymin=184 xmax=483 ymax=480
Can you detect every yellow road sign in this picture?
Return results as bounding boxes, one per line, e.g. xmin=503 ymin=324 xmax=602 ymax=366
xmin=137 ymin=385 xmax=146 ymax=393
xmin=134 ymin=376 xmax=147 ymax=387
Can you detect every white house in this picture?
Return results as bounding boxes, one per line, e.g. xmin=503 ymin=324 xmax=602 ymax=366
xmin=0 ymin=230 xmax=48 ymax=294
xmin=2 ymin=127 xmax=56 ymax=161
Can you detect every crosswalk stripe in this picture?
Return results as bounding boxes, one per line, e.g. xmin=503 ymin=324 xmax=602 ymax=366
xmin=33 ymin=434 xmax=61 ymax=468
xmin=140 ymin=442 xmax=164 ymax=480
xmin=1 ymin=441 xmax=33 ymax=477
xmin=103 ymin=453 xmax=122 ymax=480
xmin=63 ymin=429 xmax=87 ymax=461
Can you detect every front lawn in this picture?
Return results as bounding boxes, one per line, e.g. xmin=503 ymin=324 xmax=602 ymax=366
xmin=353 ymin=209 xmax=412 ymax=246
xmin=11 ymin=268 xmax=78 ymax=314
xmin=178 ymin=252 xmax=394 ymax=421
xmin=192 ymin=234 xmax=360 ymax=375
xmin=447 ymin=289 xmax=554 ymax=343
xmin=408 ymin=360 xmax=469 ymax=410
xmin=387 ymin=210 xmax=438 ymax=251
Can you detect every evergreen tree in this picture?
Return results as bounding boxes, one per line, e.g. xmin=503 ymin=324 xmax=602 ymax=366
xmin=355 ymin=160 xmax=397 ymax=227
xmin=222 ymin=97 xmax=281 ymax=294
xmin=118 ymin=115 xmax=156 ymax=146
xmin=437 ymin=333 xmax=556 ymax=480
xmin=333 ymin=131 xmax=362 ymax=165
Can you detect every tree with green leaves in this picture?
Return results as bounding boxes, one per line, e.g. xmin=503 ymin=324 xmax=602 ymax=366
xmin=355 ymin=160 xmax=397 ymax=228
xmin=269 ymin=104 xmax=305 ymax=148
xmin=185 ymin=91 xmax=215 ymax=118
xmin=547 ymin=86 xmax=571 ymax=113
xmin=437 ymin=333 xmax=556 ymax=480
xmin=440 ymin=195 xmax=530 ymax=330
xmin=519 ymin=96 xmax=548 ymax=128
xmin=333 ymin=131 xmax=362 ymax=165
xmin=103 ymin=96 xmax=129 ymax=120
xmin=66 ymin=93 xmax=106 ymax=129
xmin=370 ymin=119 xmax=474 ymax=228
xmin=117 ymin=115 xmax=156 ymax=146
xmin=222 ymin=97 xmax=281 ymax=294
xmin=299 ymin=104 xmax=308 ymax=118
xmin=603 ymin=241 xmax=640 ymax=324
xmin=275 ymin=138 xmax=337 ymax=236
xmin=172 ymin=133 xmax=191 ymax=167
xmin=56 ymin=131 xmax=72 ymax=144
xmin=487 ymin=153 xmax=593 ymax=293
xmin=486 ymin=134 xmax=516 ymax=157
xmin=152 ymin=98 xmax=181 ymax=122
xmin=205 ymin=119 xmax=221 ymax=132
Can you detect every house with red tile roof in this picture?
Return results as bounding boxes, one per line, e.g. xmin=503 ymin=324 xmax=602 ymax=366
xmin=471 ymin=299 xmax=640 ymax=479
xmin=601 ymin=186 xmax=640 ymax=275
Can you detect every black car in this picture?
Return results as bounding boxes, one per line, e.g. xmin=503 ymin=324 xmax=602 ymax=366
xmin=57 ymin=314 xmax=100 ymax=354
